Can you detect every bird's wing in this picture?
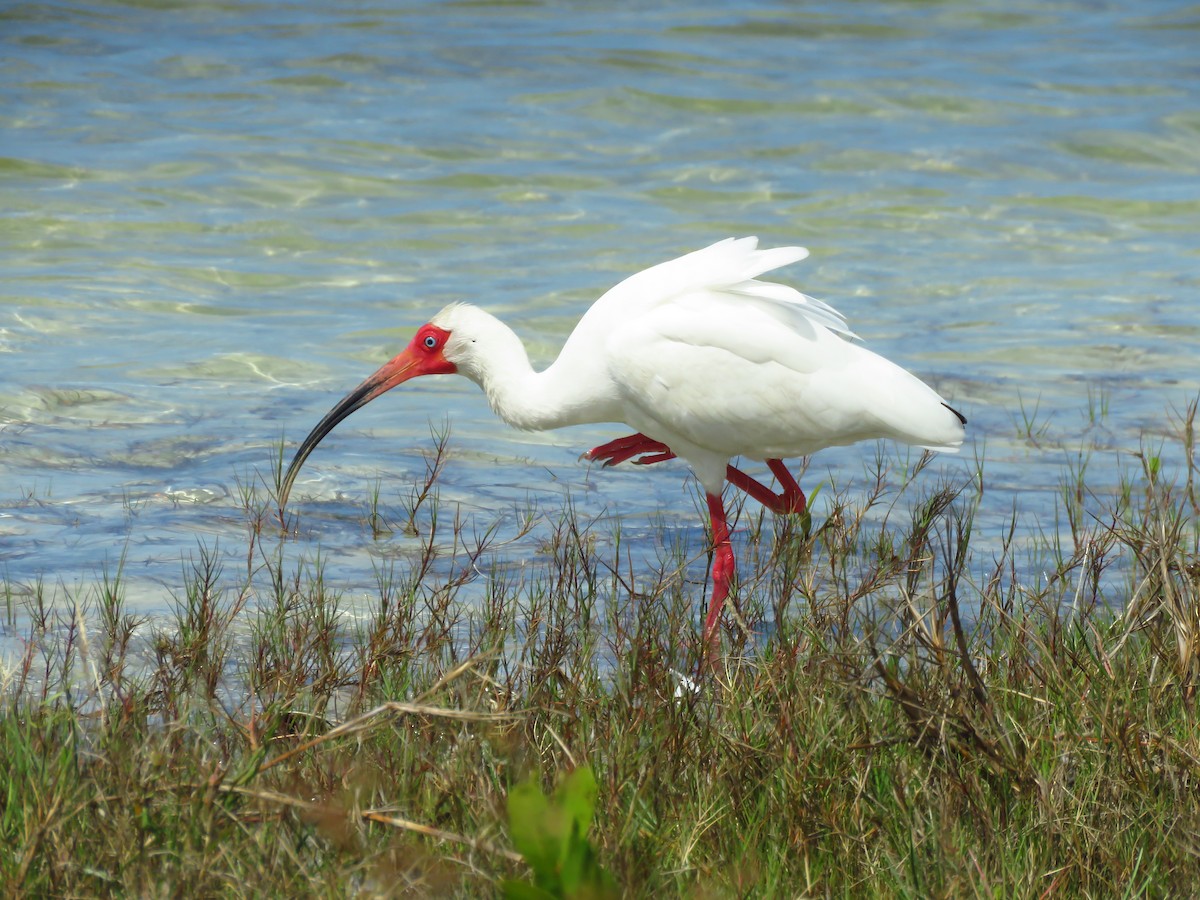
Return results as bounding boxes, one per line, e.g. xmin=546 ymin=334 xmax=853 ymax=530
xmin=570 ymin=237 xmax=855 ymax=352
xmin=605 ymin=294 xmax=963 ymax=459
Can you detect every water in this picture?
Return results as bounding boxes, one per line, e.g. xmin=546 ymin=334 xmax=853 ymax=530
xmin=3 ymin=0 xmax=1199 ymax=660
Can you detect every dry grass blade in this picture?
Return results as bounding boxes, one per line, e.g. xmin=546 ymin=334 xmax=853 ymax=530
xmin=216 ymin=785 xmax=523 ymax=863
xmin=361 ymin=810 xmax=524 ymax=863
xmin=415 ymin=651 xmax=498 ymax=704
xmin=258 ymin=700 xmax=522 ymax=774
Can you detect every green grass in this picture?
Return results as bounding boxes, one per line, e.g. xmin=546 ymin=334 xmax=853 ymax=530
xmin=3 ymin=405 xmax=1200 ymax=897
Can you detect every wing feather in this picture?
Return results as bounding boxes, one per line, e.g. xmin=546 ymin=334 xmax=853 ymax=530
xmin=567 ymin=237 xmax=852 ymax=351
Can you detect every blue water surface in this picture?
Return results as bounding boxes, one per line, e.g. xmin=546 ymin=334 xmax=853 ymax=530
xmin=2 ymin=0 xmax=1199 ymax=660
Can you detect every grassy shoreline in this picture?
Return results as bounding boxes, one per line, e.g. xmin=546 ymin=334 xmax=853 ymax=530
xmin=4 ymin=408 xmax=1200 ymax=897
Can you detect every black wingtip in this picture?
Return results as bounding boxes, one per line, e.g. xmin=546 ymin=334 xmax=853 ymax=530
xmin=943 ymin=402 xmax=968 ymax=426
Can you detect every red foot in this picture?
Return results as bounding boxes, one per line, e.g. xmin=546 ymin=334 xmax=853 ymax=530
xmin=585 ymin=433 xmax=676 ymax=467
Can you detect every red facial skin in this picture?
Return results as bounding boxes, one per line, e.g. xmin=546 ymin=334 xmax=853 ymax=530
xmin=279 ymin=324 xmax=457 ymax=507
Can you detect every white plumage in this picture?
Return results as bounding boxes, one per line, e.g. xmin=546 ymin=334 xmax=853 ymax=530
xmin=432 ymin=237 xmax=963 ymax=490
xmin=281 ymin=237 xmax=966 ymax=663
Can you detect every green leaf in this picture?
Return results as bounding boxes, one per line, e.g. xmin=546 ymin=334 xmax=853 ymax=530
xmin=501 ymin=879 xmax=559 ymax=900
xmin=507 ymin=778 xmax=560 ymax=887
xmin=506 ymin=766 xmax=619 ymax=899
xmin=555 ymin=765 xmax=598 ymax=845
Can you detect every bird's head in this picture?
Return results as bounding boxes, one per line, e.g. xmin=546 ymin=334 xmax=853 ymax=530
xmin=278 ymin=305 xmax=470 ymax=509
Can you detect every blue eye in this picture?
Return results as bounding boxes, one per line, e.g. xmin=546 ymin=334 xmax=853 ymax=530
xmin=424 ymin=335 xmax=437 ymax=349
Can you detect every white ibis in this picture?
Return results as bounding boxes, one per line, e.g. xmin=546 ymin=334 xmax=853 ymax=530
xmin=279 ymin=237 xmax=966 ymax=660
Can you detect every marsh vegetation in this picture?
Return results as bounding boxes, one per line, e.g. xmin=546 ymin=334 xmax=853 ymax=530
xmin=3 ymin=402 xmax=1200 ymax=896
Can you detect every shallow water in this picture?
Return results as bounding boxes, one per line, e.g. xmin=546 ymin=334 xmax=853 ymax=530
xmin=3 ymin=0 xmax=1199 ymax=662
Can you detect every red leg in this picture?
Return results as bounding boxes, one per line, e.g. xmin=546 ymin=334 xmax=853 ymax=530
xmin=588 ymin=435 xmax=806 ymax=514
xmin=702 ymin=492 xmax=735 ymax=665
xmin=725 ymin=459 xmax=806 ymax=515
xmin=588 ymin=436 xmax=804 ymax=667
xmin=725 ymin=465 xmax=785 ymax=510
xmin=766 ymin=458 xmax=807 ymax=514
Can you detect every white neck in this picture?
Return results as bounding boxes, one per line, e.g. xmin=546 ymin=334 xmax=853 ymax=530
xmin=444 ymin=307 xmax=622 ymax=432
